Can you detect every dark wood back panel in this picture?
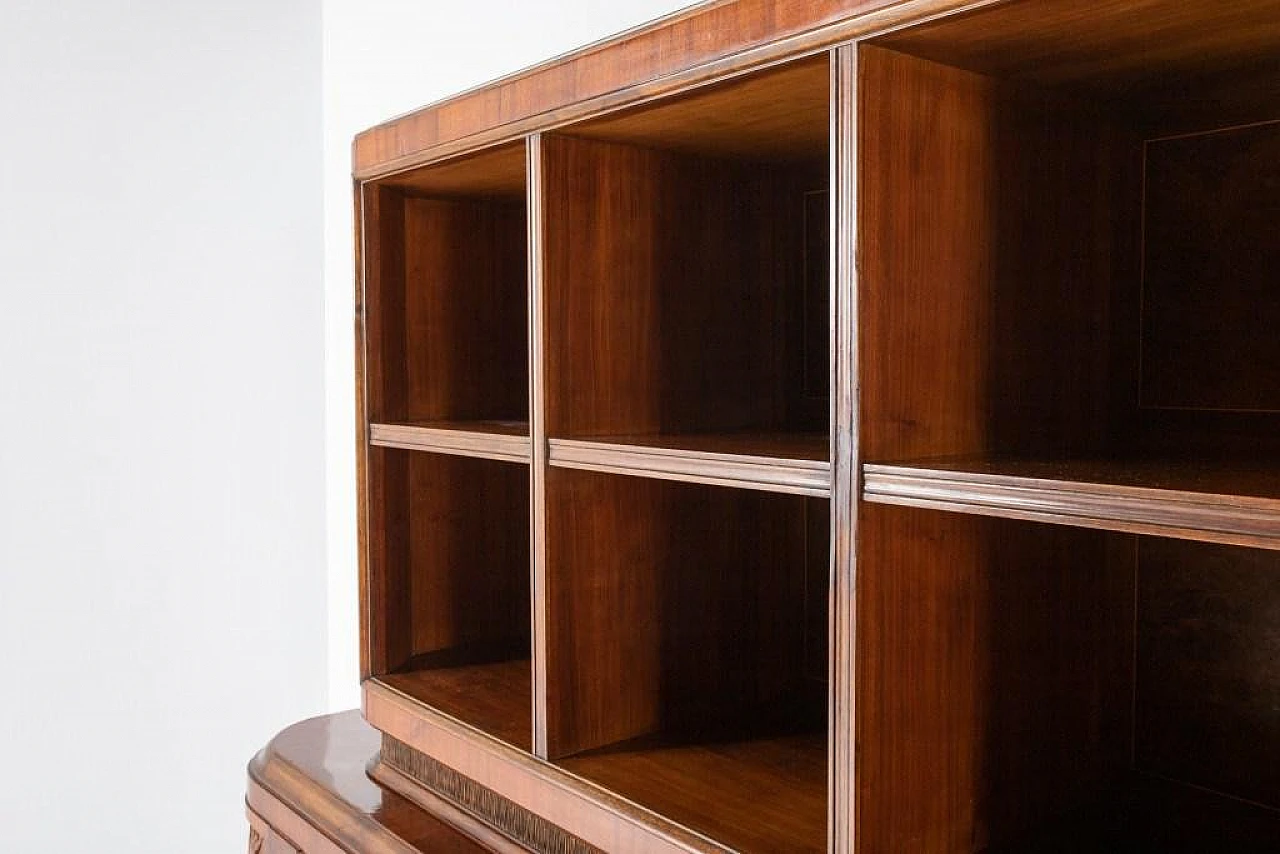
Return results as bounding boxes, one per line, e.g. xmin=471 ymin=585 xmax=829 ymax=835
xmin=1138 ymin=121 xmax=1280 ymax=413
xmin=405 ymin=453 xmax=531 ymax=659
xmin=1136 ymin=538 xmax=1280 ymax=810
xmin=366 ymin=190 xmax=528 ymax=424
xmin=541 ymin=133 xmax=825 ymax=439
xmin=366 ymin=450 xmax=531 ymax=674
xmin=544 ymin=467 xmax=820 ymax=758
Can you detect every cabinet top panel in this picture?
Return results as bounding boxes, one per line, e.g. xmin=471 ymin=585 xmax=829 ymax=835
xmin=352 ymin=0 xmax=959 ymax=180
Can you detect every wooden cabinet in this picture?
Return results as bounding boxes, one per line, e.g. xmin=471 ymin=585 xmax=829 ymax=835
xmin=253 ymin=1 xmax=1280 ymax=851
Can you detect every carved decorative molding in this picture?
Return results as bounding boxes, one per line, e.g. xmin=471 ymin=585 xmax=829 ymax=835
xmin=382 ymin=736 xmax=602 ymax=854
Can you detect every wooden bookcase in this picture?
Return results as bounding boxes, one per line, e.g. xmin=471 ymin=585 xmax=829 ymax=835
xmin=353 ymin=1 xmax=1280 ymax=852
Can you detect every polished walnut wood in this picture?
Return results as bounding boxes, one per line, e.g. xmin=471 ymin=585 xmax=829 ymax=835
xmin=379 ymin=658 xmax=533 ymax=751
xmin=349 ymin=0 xmax=984 ymax=179
xmin=548 ymin=434 xmax=830 ymax=497
xmin=873 ymin=0 xmax=1280 ymax=94
xmin=863 ymin=457 xmax=1280 ymax=551
xmin=246 ymin=712 xmax=491 ymax=853
xmin=364 ymin=679 xmax=739 ymax=854
xmin=558 ymin=726 xmax=827 ymax=854
xmin=544 ymin=468 xmax=826 ymax=760
xmin=336 ymin=1 xmax=1280 ymax=852
xmin=540 ymin=123 xmax=827 ymax=443
xmin=370 ymin=422 xmax=531 ymax=464
xmin=366 ymin=449 xmax=530 ymax=683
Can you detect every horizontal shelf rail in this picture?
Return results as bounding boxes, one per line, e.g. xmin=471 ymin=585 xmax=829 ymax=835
xmin=863 ymin=459 xmax=1280 ymax=551
xmin=370 ymin=422 xmax=531 ymax=464
xmin=550 ymin=436 xmax=831 ymax=497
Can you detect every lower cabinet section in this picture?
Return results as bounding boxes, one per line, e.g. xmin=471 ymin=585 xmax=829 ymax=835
xmin=245 ymin=711 xmax=495 ymax=854
xmin=247 ymin=805 xmax=302 ymax=854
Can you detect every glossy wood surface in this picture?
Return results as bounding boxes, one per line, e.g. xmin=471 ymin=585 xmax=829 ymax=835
xmin=379 ymin=659 xmax=532 ymax=751
xmin=875 ymin=0 xmax=1280 ymax=93
xmin=344 ymin=1 xmax=1280 ymax=851
xmin=365 ymin=680 xmax=742 ymax=854
xmin=379 ymin=142 xmax=527 ymax=198
xmin=567 ymin=53 xmax=829 ymax=161
xmin=548 ymin=434 xmax=830 ymax=497
xmin=350 ymin=0 xmax=951 ymax=178
xmin=369 ymin=422 xmax=531 ymax=464
xmin=247 ymin=712 xmax=490 ymax=854
xmin=558 ymin=727 xmax=827 ymax=853
xmin=862 ymin=457 xmax=1280 ymax=551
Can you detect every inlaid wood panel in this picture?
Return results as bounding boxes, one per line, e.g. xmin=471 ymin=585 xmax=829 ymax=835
xmin=1139 ymin=120 xmax=1280 ymax=413
xmin=1135 ymin=538 xmax=1280 ymax=810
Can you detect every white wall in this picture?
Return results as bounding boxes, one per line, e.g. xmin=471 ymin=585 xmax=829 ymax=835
xmin=322 ymin=0 xmax=697 ymax=710
xmin=0 ymin=2 xmax=324 ymax=851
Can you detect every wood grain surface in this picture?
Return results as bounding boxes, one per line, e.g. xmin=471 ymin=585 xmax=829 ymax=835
xmin=541 ymin=132 xmax=826 ymax=440
xmin=544 ymin=468 xmax=824 ymax=759
xmin=247 ymin=711 xmax=490 ymax=854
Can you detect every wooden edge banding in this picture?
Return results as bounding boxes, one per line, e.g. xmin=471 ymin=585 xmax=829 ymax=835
xmin=376 ymin=739 xmax=595 ymax=853
xmin=248 ymin=756 xmax=420 ymax=854
xmin=527 ymin=132 xmax=551 ymax=760
xmin=862 ymin=467 xmax=1280 ymax=551
xmin=370 ymin=424 xmax=532 ymax=464
xmin=352 ymin=0 xmax=1003 ymax=181
xmin=548 ymin=438 xmax=832 ymax=497
xmin=363 ymin=680 xmax=734 ymax=854
xmin=830 ymin=42 xmax=860 ymax=854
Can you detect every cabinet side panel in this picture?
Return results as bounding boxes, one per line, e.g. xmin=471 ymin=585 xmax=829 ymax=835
xmin=362 ymin=185 xmax=410 ymax=675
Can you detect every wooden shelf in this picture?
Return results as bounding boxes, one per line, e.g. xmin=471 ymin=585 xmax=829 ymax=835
xmin=558 ymin=725 xmax=827 ymax=853
xmin=549 ymin=433 xmax=830 ymax=497
xmin=863 ymin=457 xmax=1280 ymax=550
xmin=377 ymin=658 xmax=532 ymax=751
xmin=370 ymin=421 xmax=531 ymax=464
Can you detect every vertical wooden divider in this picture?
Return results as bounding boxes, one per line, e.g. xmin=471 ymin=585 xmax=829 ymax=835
xmin=527 ymin=133 xmax=550 ymax=759
xmin=355 ymin=178 xmax=372 ymax=682
xmin=829 ymin=44 xmax=859 ymax=854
